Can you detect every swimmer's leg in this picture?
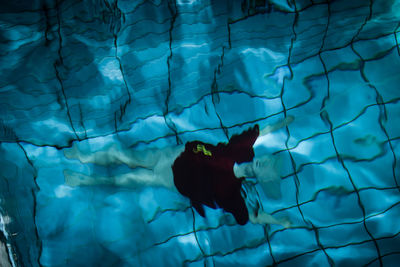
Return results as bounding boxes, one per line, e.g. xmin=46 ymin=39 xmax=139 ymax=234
xmin=64 ymin=143 xmax=182 ymax=191
xmin=64 ymin=169 xmax=115 ymax=187
xmin=64 ymin=167 xmax=177 ymax=191
xmin=64 ymin=142 xmax=184 ymax=169
xmin=64 ymin=143 xmax=160 ymax=168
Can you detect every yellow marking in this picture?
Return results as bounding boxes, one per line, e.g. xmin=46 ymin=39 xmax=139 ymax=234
xmin=193 ymin=144 xmax=212 ymax=156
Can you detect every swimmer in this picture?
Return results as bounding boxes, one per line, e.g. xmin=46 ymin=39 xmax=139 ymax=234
xmin=172 ymin=125 xmax=289 ymax=226
xmin=63 ymin=120 xmax=293 ymax=227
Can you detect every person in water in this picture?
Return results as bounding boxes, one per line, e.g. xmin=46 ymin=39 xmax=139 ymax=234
xmin=173 ymin=125 xmax=261 ymax=225
xmin=64 ymin=122 xmax=292 ymax=227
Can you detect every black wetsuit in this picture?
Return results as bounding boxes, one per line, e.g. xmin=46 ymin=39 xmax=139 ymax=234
xmin=172 ymin=125 xmax=259 ymax=225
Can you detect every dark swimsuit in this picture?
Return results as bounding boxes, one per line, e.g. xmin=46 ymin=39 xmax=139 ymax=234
xmin=172 ymin=125 xmax=259 ymax=225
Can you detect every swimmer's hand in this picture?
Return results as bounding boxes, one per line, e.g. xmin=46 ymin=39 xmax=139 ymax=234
xmin=250 ymin=155 xmax=283 ymax=199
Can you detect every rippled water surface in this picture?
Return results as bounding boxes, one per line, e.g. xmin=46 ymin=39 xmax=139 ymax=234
xmin=1 ymin=0 xmax=400 ymax=266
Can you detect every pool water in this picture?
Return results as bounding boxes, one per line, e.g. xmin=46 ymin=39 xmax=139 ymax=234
xmin=1 ymin=0 xmax=400 ymax=266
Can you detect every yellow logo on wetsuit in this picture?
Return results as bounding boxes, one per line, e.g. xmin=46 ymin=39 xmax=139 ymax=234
xmin=193 ymin=144 xmax=212 ymax=156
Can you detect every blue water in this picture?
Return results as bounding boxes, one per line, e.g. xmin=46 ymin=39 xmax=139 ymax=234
xmin=1 ymin=0 xmax=400 ymax=266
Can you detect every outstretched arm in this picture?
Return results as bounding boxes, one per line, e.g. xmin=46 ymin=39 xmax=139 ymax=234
xmin=63 ymin=143 xmax=184 ymax=191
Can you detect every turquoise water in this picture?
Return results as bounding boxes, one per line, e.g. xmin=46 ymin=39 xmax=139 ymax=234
xmin=1 ymin=0 xmax=400 ymax=266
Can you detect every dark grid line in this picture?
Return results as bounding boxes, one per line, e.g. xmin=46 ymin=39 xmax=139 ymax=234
xmin=350 ymin=37 xmax=400 ymax=194
xmin=395 ymin=22 xmax=400 ymax=56
xmin=164 ymin=0 xmax=182 ymax=145
xmin=153 ymin=196 xmax=400 ymax=251
xmin=103 ymin=0 xmax=132 ymax=126
xmin=3 ymin=1 xmax=400 ymax=266
xmin=57 ymin=39 xmax=397 ymax=126
xmin=139 ymin=182 xmax=400 ymax=265
xmin=4 ymin=33 xmax=398 ymax=147
xmin=190 ymin=207 xmax=208 ymax=267
xmin=8 ymin=38 xmax=398 ymax=150
xmin=280 ymin=0 xmax=306 ymax=223
xmin=270 ymin=186 xmax=400 ymax=219
xmin=16 ymin=143 xmax=43 ymax=267
xmin=320 ymin=53 xmax=384 ymax=267
xmin=301 ymin=9 xmax=340 ymax=263
xmin=151 ymin=158 xmax=399 ymax=229
xmin=277 ymin=3 xmax=335 ymax=265
xmin=277 ymin=134 xmax=393 ymax=182
xmin=254 ymin=189 xmax=277 ymax=266
xmin=317 ymin=1 xmax=383 ymax=265
xmin=282 ymin=30 xmax=399 ymax=67
xmin=77 ymin=103 xmax=88 ymax=139
xmin=54 ymin=0 xmax=80 ymax=142
xmin=274 ymin=229 xmax=400 ymax=266
xmin=366 ymin=251 xmax=400 ymax=266
xmin=179 ymin=225 xmax=400 ymax=267
xmin=78 ymin=1 xmax=398 ymax=266
xmin=264 ymin=227 xmax=276 ymax=266
xmin=275 ymin=97 xmax=400 ymax=154
xmin=210 ymin=19 xmax=236 ymax=142
xmin=10 ymin=95 xmax=399 ymax=156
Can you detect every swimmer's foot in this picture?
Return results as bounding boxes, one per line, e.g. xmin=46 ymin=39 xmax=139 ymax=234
xmin=259 ymin=116 xmax=294 ymax=136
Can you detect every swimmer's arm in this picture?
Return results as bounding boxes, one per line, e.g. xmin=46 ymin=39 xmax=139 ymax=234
xmin=233 ymin=162 xmax=255 ymax=178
